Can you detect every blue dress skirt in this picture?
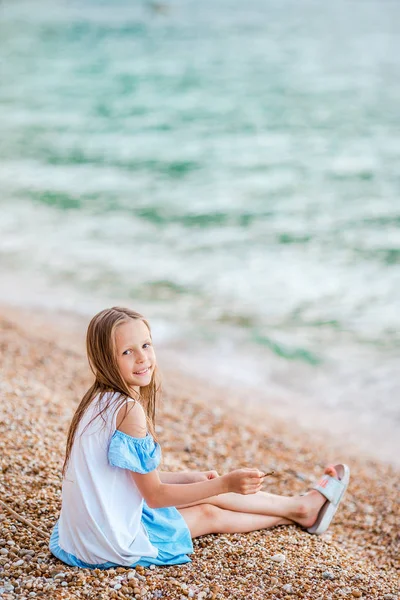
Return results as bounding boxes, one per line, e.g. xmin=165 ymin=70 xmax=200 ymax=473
xmin=49 ymin=430 xmax=193 ymax=569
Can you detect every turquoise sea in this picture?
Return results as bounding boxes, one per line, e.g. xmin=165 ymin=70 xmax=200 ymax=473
xmin=1 ymin=1 xmax=399 ymax=460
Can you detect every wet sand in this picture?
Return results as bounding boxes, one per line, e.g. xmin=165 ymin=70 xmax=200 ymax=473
xmin=0 ymin=306 xmax=398 ymax=599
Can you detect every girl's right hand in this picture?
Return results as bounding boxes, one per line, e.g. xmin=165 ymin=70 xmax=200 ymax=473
xmin=223 ymin=468 xmax=265 ymax=494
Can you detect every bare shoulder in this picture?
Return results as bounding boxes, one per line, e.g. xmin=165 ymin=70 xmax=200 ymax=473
xmin=116 ymin=399 xmax=147 ymax=438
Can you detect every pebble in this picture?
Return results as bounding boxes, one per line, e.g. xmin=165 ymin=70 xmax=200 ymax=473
xmin=13 ymin=559 xmax=24 ymax=566
xmin=0 ymin=549 xmax=8 ymax=555
xmin=322 ymin=571 xmax=335 ymax=580
xmin=282 ymin=583 xmax=293 ymax=593
xmin=127 ymin=571 xmax=137 ymax=579
xmin=19 ymin=549 xmax=35 ymax=557
xmin=271 ymin=553 xmax=286 ymax=563
xmin=352 ymin=590 xmax=362 ymax=598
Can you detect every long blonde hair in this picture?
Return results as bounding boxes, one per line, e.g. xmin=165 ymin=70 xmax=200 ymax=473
xmin=62 ymin=307 xmax=161 ymax=478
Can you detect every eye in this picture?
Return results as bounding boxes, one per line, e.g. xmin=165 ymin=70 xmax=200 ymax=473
xmin=143 ymin=343 xmax=151 ymax=349
xmin=123 ymin=349 xmax=132 ymax=355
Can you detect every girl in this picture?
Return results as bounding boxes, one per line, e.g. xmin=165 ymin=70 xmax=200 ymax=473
xmin=49 ymin=306 xmax=350 ymax=569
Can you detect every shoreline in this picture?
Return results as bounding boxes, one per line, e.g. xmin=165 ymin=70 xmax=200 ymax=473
xmin=0 ymin=303 xmax=399 ymax=598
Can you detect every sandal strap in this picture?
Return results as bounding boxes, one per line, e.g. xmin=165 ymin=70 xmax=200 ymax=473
xmin=312 ymin=475 xmax=345 ymax=506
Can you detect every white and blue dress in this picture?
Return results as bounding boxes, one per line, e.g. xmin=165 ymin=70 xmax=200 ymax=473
xmin=49 ymin=392 xmax=193 ymax=569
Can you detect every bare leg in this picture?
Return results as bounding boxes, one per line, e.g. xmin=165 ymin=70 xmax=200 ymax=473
xmin=177 ymin=490 xmax=300 ymax=517
xmin=175 ymin=465 xmax=338 ymax=529
xmin=177 ymin=503 xmax=293 ymax=539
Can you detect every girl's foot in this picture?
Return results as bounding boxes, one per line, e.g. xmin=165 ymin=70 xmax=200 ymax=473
xmin=292 ymin=465 xmax=338 ymax=529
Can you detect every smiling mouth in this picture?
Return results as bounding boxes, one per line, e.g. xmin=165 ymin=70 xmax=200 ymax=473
xmin=134 ymin=367 xmax=151 ymax=375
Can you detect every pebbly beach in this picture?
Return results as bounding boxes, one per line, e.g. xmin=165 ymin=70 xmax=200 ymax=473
xmin=0 ymin=305 xmax=398 ymax=600
xmin=1 ymin=0 xmax=400 ymax=596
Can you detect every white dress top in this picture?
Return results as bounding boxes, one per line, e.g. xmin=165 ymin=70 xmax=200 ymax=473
xmin=56 ymin=392 xmax=161 ymax=566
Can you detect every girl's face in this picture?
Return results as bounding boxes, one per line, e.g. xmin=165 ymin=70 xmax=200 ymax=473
xmin=114 ymin=319 xmax=156 ymax=392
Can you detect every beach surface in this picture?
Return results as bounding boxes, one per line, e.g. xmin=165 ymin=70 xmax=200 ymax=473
xmin=0 ymin=305 xmax=398 ymax=599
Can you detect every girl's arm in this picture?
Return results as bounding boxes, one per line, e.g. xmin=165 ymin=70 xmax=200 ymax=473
xmin=135 ymin=465 xmax=263 ymax=508
xmin=158 ymin=471 xmax=194 ymax=484
xmin=158 ymin=470 xmax=218 ymax=484
xmin=136 ymin=470 xmax=227 ymax=508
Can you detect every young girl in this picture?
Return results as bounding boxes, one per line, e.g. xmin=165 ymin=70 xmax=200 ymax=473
xmin=49 ymin=306 xmax=350 ymax=569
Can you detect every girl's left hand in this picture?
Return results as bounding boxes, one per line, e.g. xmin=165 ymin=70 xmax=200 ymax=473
xmin=191 ymin=470 xmax=219 ymax=482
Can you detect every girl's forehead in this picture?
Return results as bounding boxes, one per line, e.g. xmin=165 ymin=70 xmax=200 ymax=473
xmin=115 ymin=319 xmax=149 ymax=346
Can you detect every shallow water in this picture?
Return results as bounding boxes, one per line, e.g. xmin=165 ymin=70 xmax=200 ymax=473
xmin=0 ymin=0 xmax=399 ymax=459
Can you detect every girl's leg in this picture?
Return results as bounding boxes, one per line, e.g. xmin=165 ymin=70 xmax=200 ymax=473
xmin=176 ymin=491 xmax=305 ymax=524
xmin=177 ymin=503 xmax=293 ymax=539
xmin=175 ymin=465 xmax=338 ymax=529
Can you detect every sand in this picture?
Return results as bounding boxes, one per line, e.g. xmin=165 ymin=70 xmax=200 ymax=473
xmin=0 ymin=306 xmax=398 ymax=599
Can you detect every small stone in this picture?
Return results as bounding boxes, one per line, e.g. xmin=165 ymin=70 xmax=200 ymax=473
xmin=13 ymin=559 xmax=24 ymax=566
xmin=270 ymin=577 xmax=279 ymax=585
xmin=61 ymin=581 xmax=68 ymax=587
xmin=271 ymin=553 xmax=286 ymax=563
xmin=128 ymin=571 xmax=137 ymax=579
xmin=134 ymin=588 xmax=141 ymax=595
xmin=149 ymin=564 xmax=156 ymax=570
xmin=0 ymin=549 xmax=8 ymax=555
xmin=6 ymin=540 xmax=15 ymax=546
xmin=282 ymin=583 xmax=293 ymax=594
xmin=322 ymin=571 xmax=335 ymax=580
xmin=383 ymin=596 xmax=395 ymax=600
xmin=339 ymin=587 xmax=352 ymax=596
xmin=113 ymin=583 xmax=122 ymax=590
xmin=352 ymin=590 xmax=362 ymax=598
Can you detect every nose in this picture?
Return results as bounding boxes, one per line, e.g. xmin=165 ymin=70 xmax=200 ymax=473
xmin=136 ymin=350 xmax=146 ymax=363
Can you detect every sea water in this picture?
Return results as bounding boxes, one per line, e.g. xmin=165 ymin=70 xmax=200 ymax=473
xmin=0 ymin=0 xmax=399 ymax=462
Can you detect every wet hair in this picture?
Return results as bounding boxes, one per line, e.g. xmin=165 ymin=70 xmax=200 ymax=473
xmin=62 ymin=307 xmax=161 ymax=478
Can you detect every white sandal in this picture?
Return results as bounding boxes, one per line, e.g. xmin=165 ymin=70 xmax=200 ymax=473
xmin=306 ymin=463 xmax=350 ymax=535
